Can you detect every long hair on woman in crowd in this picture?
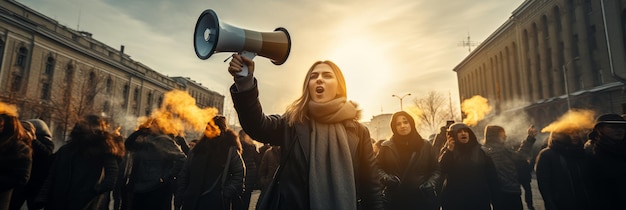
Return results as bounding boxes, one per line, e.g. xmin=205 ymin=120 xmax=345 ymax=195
xmin=69 ymin=114 xmax=125 ymax=158
xmin=0 ymin=108 xmax=33 ymax=210
xmin=34 ymin=114 xmax=124 ymax=210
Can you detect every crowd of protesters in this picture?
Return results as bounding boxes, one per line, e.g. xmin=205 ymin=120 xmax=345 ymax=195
xmin=2 ymin=56 xmax=626 ymax=210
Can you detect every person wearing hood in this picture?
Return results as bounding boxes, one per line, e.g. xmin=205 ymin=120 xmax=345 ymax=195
xmin=377 ymin=111 xmax=441 ymax=210
xmin=9 ymin=119 xmax=54 ymax=210
xmin=227 ymin=55 xmax=383 ymax=210
xmin=175 ymin=116 xmax=244 ymax=210
xmin=535 ymin=129 xmax=593 ymax=210
xmin=586 ymin=113 xmax=626 ymax=209
xmin=438 ymin=123 xmax=498 ymax=210
xmin=481 ymin=125 xmax=537 ymax=210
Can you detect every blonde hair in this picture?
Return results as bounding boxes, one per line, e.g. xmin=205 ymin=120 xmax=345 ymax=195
xmin=284 ymin=60 xmax=347 ymax=126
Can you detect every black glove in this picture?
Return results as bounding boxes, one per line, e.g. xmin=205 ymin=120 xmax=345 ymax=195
xmin=419 ymin=182 xmax=437 ymax=197
xmin=382 ymin=174 xmax=401 ymax=189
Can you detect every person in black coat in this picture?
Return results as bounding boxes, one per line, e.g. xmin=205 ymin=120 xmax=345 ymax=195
xmin=175 ymin=116 xmax=244 ymax=210
xmin=535 ymin=130 xmax=593 ymax=210
xmin=227 ymin=56 xmax=383 ymax=210
xmin=0 ymin=111 xmax=33 ymax=210
xmin=586 ymin=113 xmax=626 ymax=209
xmin=9 ymin=119 xmax=55 ymax=210
xmin=481 ymin=125 xmax=537 ymax=210
xmin=235 ymin=130 xmax=259 ymax=210
xmin=124 ymin=118 xmax=186 ymax=210
xmin=439 ymin=123 xmax=498 ymax=210
xmin=377 ymin=111 xmax=441 ymax=210
xmin=34 ymin=114 xmax=124 ymax=210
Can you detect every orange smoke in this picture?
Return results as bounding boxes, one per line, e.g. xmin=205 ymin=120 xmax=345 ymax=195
xmin=137 ymin=90 xmax=220 ymax=138
xmin=461 ymin=95 xmax=492 ymax=126
xmin=541 ymin=109 xmax=595 ymax=134
xmin=0 ymin=101 xmax=18 ymax=117
xmin=405 ymin=105 xmax=423 ymax=125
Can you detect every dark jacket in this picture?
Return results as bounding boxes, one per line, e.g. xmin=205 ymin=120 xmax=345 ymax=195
xmin=240 ymin=139 xmax=260 ymax=191
xmin=230 ymin=82 xmax=384 ymax=210
xmin=175 ymin=129 xmax=244 ymax=210
xmin=377 ymin=138 xmax=441 ymax=210
xmin=127 ymin=134 xmax=186 ymax=194
xmin=0 ymin=140 xmax=32 ymax=210
xmin=481 ymin=127 xmax=536 ymax=194
xmin=36 ymin=143 xmax=118 ymax=210
xmin=258 ymin=146 xmax=281 ymax=191
xmin=535 ymin=133 xmax=595 ymax=210
xmin=9 ymin=119 xmax=54 ymax=210
xmin=24 ymin=119 xmax=54 ymax=195
xmin=586 ymin=135 xmax=626 ymax=209
xmin=535 ymin=132 xmax=593 ymax=210
xmin=439 ymin=123 xmax=497 ymax=210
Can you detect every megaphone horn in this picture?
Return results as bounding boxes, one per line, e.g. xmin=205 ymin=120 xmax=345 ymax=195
xmin=194 ymin=9 xmax=292 ymax=65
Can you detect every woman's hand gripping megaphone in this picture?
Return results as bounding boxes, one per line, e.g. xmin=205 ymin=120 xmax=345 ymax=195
xmin=228 ymin=52 xmax=256 ymax=77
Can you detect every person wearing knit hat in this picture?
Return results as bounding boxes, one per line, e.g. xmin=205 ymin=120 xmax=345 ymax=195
xmin=376 ymin=111 xmax=440 ymax=210
xmin=438 ymin=123 xmax=498 ymax=210
xmin=587 ymin=113 xmax=626 ymax=209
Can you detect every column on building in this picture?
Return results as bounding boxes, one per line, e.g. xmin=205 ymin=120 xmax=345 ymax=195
xmin=490 ymin=58 xmax=497 ymax=101
xmin=561 ymin=2 xmax=577 ymax=100
xmin=511 ymin=42 xmax=522 ymax=100
xmin=538 ymin=16 xmax=551 ymax=100
xmin=520 ymin=30 xmax=533 ymax=102
xmin=529 ymin=24 xmax=540 ymax=101
xmin=499 ymin=51 xmax=509 ymax=104
xmin=549 ymin=9 xmax=565 ymax=96
xmin=505 ymin=46 xmax=515 ymax=103
xmin=573 ymin=0 xmax=595 ymax=90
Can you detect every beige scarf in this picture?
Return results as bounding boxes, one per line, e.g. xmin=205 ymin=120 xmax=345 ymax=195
xmin=308 ymin=97 xmax=358 ymax=210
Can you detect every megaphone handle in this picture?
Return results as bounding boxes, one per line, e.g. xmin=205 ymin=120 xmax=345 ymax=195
xmin=238 ymin=51 xmax=257 ymax=77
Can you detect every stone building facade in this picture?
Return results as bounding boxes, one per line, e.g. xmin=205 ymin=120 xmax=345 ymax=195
xmin=454 ymin=0 xmax=626 ymax=129
xmin=0 ymin=0 xmax=224 ymax=147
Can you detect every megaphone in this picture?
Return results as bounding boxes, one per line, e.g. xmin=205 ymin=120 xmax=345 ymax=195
xmin=194 ymin=9 xmax=291 ymax=65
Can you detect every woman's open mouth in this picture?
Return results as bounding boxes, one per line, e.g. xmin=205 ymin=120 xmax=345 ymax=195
xmin=316 ymin=86 xmax=324 ymax=93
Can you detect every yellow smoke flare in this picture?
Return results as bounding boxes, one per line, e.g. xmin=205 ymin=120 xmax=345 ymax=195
xmin=0 ymin=101 xmax=18 ymax=117
xmin=137 ymin=90 xmax=220 ymax=138
xmin=541 ymin=109 xmax=595 ymax=134
xmin=405 ymin=105 xmax=423 ymax=125
xmin=461 ymin=95 xmax=492 ymax=126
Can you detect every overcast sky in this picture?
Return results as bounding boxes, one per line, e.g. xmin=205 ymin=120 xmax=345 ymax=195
xmin=17 ymin=0 xmax=525 ymax=124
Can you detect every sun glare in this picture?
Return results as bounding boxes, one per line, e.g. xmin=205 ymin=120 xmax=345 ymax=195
xmin=328 ymin=37 xmax=391 ymax=113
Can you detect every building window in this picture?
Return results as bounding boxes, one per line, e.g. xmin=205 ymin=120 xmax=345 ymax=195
xmin=41 ymin=82 xmax=51 ymax=100
xmin=572 ymin=34 xmax=580 ymax=57
xmin=146 ymin=91 xmax=153 ymax=116
xmin=122 ymin=85 xmax=129 ymax=108
xmin=16 ymin=47 xmax=27 ymax=67
xmin=87 ymin=72 xmax=97 ymax=104
xmin=598 ymin=69 xmax=604 ymax=84
xmin=65 ymin=64 xmax=74 ymax=82
xmin=45 ymin=56 xmax=55 ymax=75
xmin=106 ymin=77 xmax=112 ymax=94
xmin=133 ymin=88 xmax=140 ymax=116
xmin=103 ymin=101 xmax=110 ymax=113
xmin=11 ymin=75 xmax=21 ymax=92
xmin=589 ymin=25 xmax=597 ymax=51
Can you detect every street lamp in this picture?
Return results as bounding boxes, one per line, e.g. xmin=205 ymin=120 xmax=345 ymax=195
xmin=392 ymin=93 xmax=411 ymax=110
xmin=562 ymin=56 xmax=579 ymax=110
